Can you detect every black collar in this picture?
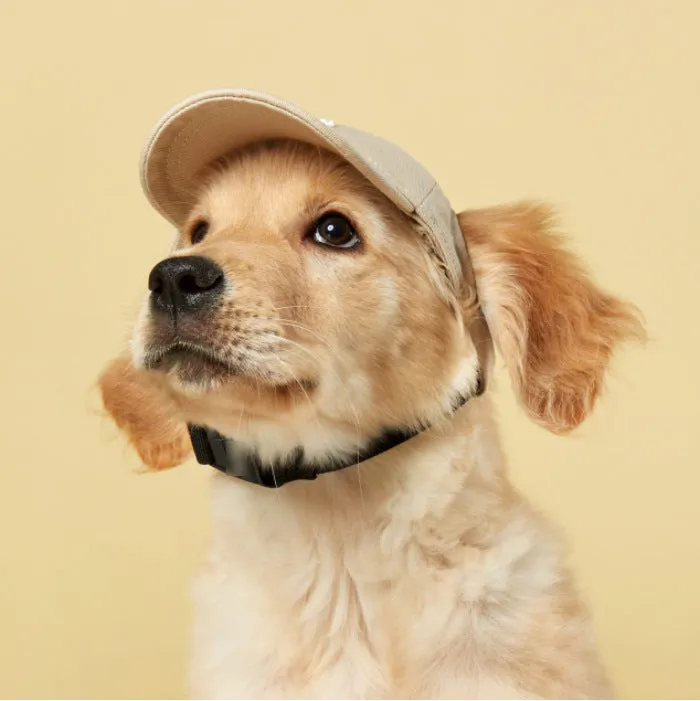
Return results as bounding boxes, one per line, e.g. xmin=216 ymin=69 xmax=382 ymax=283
xmin=188 ymin=376 xmax=483 ymax=488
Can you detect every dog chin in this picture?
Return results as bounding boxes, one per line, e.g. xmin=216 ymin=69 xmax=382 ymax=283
xmin=165 ymin=362 xmax=230 ymax=393
xmin=166 ymin=369 xmax=225 ymax=396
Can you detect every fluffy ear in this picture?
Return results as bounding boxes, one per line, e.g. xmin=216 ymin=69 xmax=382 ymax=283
xmin=458 ymin=203 xmax=645 ymax=434
xmin=98 ymin=354 xmax=193 ymax=470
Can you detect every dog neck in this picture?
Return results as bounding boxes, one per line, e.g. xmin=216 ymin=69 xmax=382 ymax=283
xmin=205 ymin=393 xmax=510 ymax=558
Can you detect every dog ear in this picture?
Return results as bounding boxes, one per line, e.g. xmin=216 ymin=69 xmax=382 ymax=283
xmin=458 ymin=203 xmax=645 ymax=434
xmin=98 ymin=354 xmax=193 ymax=470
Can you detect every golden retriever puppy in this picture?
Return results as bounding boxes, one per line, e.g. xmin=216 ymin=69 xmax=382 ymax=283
xmin=99 ymin=91 xmax=644 ymax=699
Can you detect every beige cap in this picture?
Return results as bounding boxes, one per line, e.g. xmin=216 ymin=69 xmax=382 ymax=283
xmin=140 ymin=89 xmax=470 ymax=289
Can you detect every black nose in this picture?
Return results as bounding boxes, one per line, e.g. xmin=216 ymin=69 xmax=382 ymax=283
xmin=148 ymin=256 xmax=224 ymax=315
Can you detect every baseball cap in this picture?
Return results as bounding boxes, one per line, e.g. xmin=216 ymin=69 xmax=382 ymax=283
xmin=140 ymin=88 xmax=472 ymax=290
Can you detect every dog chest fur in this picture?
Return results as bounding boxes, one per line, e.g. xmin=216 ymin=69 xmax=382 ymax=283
xmin=188 ymin=404 xmax=607 ymax=699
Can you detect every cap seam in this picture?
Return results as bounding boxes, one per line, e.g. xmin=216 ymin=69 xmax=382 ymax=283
xmin=414 ymin=180 xmax=439 ymax=212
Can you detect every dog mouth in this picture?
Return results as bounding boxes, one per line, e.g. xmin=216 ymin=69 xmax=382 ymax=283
xmin=144 ymin=341 xmax=239 ymax=380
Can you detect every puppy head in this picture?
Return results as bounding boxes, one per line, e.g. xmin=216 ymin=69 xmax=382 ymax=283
xmin=120 ymin=140 xmax=483 ymax=466
xmin=101 ymin=139 xmax=643 ymax=470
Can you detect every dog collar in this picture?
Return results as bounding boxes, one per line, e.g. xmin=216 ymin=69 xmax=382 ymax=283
xmin=188 ymin=377 xmax=483 ymax=488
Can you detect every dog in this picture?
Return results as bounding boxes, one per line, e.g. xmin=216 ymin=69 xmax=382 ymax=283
xmin=98 ymin=90 xmax=644 ymax=699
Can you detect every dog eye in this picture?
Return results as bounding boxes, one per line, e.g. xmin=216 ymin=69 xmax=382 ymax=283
xmin=312 ymin=214 xmax=359 ymax=249
xmin=190 ymin=220 xmax=210 ymax=245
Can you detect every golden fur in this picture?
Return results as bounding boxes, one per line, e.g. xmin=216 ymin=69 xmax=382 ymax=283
xmin=99 ymin=141 xmax=644 ymax=698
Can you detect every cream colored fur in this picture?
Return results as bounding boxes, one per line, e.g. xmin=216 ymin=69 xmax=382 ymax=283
xmin=99 ymin=141 xmax=644 ymax=699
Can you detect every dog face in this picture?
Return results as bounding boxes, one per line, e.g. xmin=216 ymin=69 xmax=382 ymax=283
xmin=127 ymin=141 xmax=483 ymax=461
xmin=101 ymin=139 xmax=644 ymax=469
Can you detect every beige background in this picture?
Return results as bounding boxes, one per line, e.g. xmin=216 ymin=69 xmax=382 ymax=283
xmin=1 ymin=0 xmax=698 ymax=698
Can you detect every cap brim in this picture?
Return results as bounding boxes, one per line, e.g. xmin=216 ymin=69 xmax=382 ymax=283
xmin=140 ymin=89 xmax=414 ymax=228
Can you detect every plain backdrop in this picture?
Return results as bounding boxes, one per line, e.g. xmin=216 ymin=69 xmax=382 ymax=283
xmin=0 ymin=0 xmax=698 ymax=698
